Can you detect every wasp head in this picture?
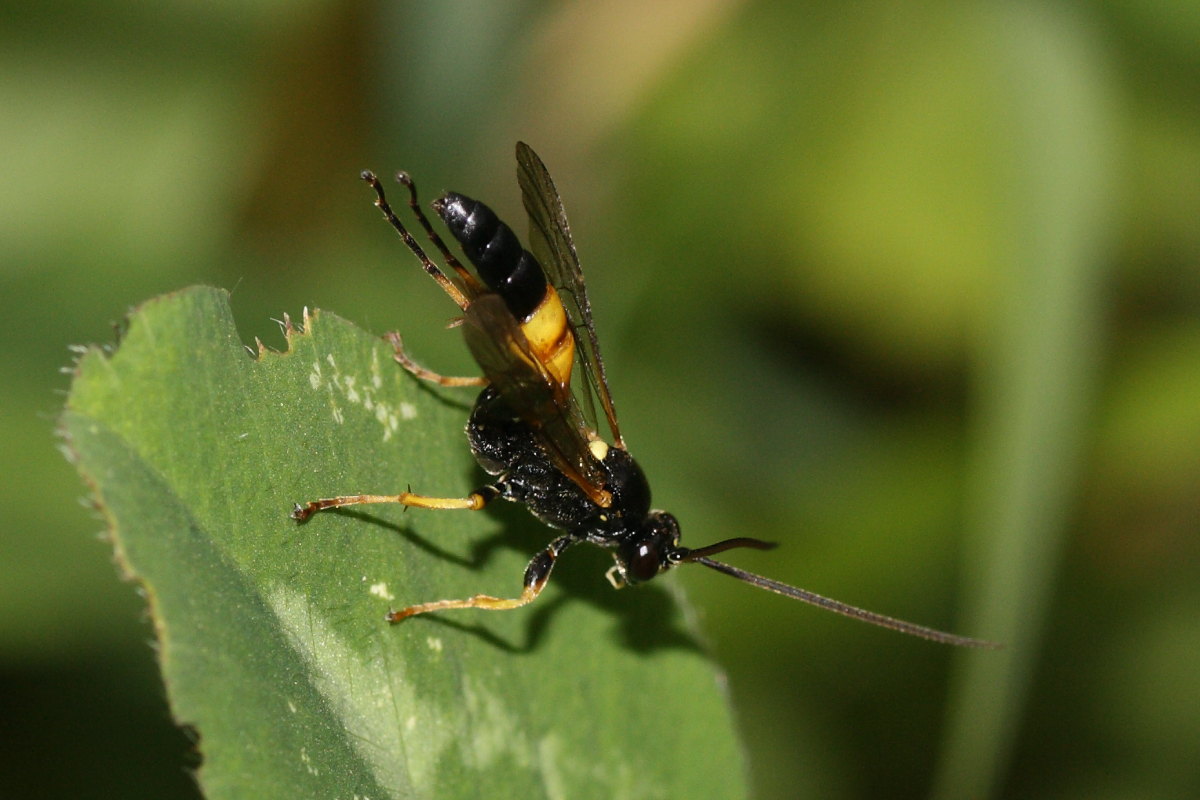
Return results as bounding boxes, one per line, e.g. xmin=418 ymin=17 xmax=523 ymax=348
xmin=613 ymin=511 xmax=684 ymax=585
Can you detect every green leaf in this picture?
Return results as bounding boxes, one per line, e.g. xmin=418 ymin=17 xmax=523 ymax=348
xmin=61 ymin=286 xmax=749 ymax=799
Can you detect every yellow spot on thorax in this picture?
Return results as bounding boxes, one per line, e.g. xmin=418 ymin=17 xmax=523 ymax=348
xmin=588 ymin=439 xmax=609 ymax=462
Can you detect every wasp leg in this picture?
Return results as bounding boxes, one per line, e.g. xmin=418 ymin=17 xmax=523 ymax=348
xmin=291 ymin=484 xmax=501 ymax=522
xmin=394 ymin=171 xmax=477 ymax=288
xmin=385 ymin=331 xmax=486 ymax=387
xmin=387 ymin=535 xmax=575 ymax=622
xmin=362 ymin=170 xmax=474 ymax=310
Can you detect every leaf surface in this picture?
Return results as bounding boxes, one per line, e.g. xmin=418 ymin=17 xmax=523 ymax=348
xmin=62 ymin=286 xmax=748 ymax=799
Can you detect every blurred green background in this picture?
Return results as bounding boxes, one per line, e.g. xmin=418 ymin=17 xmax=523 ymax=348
xmin=4 ymin=1 xmax=1198 ymax=798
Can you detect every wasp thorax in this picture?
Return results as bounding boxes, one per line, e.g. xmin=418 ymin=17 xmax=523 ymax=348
xmin=599 ymin=448 xmax=651 ymax=517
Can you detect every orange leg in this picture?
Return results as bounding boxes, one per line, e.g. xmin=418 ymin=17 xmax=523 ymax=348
xmin=291 ymin=484 xmax=501 ymax=522
xmin=385 ymin=331 xmax=486 ymax=387
xmin=387 ymin=535 xmax=575 ymax=622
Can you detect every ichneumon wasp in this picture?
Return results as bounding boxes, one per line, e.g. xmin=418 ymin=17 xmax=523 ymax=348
xmin=292 ymin=143 xmax=994 ymax=647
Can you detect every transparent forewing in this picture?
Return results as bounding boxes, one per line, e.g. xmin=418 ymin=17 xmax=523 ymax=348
xmin=463 ymin=293 xmax=611 ymax=506
xmin=515 ymin=142 xmax=624 ymax=448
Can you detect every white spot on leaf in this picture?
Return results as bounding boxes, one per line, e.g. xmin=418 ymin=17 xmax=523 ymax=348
xmin=368 ymin=582 xmax=394 ymax=601
xmin=315 ymin=347 xmax=414 ymax=441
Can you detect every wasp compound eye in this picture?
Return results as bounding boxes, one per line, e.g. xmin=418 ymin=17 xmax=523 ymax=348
xmin=623 ymin=541 xmax=663 ymax=584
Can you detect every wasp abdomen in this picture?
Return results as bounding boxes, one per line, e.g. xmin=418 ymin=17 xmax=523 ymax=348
xmin=437 ymin=191 xmax=575 ymax=387
xmin=435 ymin=192 xmax=546 ymax=320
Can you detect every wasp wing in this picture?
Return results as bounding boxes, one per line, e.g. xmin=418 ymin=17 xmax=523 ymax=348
xmin=515 ymin=142 xmax=624 ymax=449
xmin=462 ymin=293 xmax=612 ymax=507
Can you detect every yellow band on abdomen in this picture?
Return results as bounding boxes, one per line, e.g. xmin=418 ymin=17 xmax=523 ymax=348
xmin=520 ymin=287 xmax=575 ymax=387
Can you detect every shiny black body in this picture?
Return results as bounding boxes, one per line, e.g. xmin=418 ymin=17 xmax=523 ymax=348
xmin=465 ymin=384 xmax=681 ymax=582
xmin=435 ymin=193 xmax=548 ymax=320
xmin=467 ymin=388 xmax=645 ymax=531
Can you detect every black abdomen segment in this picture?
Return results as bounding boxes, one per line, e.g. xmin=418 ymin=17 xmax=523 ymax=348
xmin=433 ymin=192 xmax=547 ymax=320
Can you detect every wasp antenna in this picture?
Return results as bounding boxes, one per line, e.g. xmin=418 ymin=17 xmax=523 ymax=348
xmin=690 ymin=556 xmax=999 ymax=649
xmin=679 ymin=537 xmax=777 ymax=561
